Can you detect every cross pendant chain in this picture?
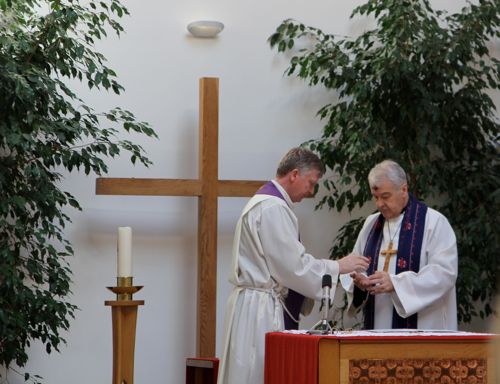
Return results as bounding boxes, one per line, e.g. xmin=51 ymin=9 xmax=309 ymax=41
xmin=381 ymin=240 xmax=398 ymax=272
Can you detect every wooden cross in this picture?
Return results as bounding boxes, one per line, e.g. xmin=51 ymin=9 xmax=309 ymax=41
xmin=96 ymin=77 xmax=266 ymax=357
xmin=381 ymin=241 xmax=398 ymax=272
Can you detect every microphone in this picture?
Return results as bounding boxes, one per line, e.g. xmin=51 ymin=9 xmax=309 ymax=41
xmin=307 ymin=274 xmax=333 ymax=335
xmin=321 ymin=274 xmax=332 ymax=321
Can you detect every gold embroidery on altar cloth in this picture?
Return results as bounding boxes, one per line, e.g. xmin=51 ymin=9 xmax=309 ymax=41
xmin=349 ymin=358 xmax=487 ymax=383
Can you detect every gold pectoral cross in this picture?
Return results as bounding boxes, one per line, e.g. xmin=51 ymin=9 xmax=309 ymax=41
xmin=381 ymin=241 xmax=398 ymax=272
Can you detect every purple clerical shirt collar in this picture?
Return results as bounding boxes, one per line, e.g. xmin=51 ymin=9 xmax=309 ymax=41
xmin=256 ymin=180 xmax=294 ymax=209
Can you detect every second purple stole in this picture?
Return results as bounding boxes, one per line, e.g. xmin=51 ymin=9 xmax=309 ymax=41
xmin=358 ymin=193 xmax=427 ymax=329
xmin=255 ymin=181 xmax=304 ymax=330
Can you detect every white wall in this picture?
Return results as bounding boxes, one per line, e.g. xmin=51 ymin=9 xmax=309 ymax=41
xmin=7 ymin=1 xmax=497 ymax=383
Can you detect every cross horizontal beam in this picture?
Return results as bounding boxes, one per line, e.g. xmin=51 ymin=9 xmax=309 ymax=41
xmin=96 ymin=178 xmax=265 ymax=197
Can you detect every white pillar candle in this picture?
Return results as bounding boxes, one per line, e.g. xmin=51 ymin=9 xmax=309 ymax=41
xmin=117 ymin=227 xmax=132 ymax=277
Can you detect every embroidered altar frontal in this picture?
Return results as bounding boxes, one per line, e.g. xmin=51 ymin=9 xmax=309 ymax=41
xmin=264 ymin=330 xmax=497 ymax=384
xmin=349 ymin=358 xmax=486 ymax=383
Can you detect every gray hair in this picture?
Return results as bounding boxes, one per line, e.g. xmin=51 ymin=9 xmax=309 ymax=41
xmin=368 ymin=160 xmax=407 ymax=188
xmin=276 ymin=147 xmax=325 ymax=177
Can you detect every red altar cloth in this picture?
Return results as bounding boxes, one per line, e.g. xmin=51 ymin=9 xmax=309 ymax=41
xmin=264 ymin=332 xmax=321 ymax=384
xmin=264 ymin=331 xmax=494 ymax=384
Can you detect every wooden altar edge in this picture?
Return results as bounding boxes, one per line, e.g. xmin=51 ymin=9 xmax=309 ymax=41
xmin=278 ymin=332 xmax=496 ymax=342
xmin=329 ymin=340 xmax=493 ymax=359
xmin=324 ymin=334 xmax=496 ymax=342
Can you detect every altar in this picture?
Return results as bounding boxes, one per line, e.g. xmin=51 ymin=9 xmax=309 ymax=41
xmin=264 ymin=330 xmax=496 ymax=384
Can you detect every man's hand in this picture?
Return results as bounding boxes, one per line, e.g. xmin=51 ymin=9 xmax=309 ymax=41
xmin=366 ymin=271 xmax=394 ymax=295
xmin=338 ymin=253 xmax=370 ymax=274
xmin=350 ymin=271 xmax=371 ymax=290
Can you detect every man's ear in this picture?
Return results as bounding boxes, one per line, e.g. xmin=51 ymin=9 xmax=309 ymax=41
xmin=289 ymin=168 xmax=299 ymax=182
xmin=402 ymin=183 xmax=408 ymax=195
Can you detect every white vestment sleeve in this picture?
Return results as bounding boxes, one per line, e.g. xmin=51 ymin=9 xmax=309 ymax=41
xmin=259 ymin=203 xmax=339 ymax=300
xmin=391 ymin=211 xmax=458 ymax=318
xmin=339 ymin=214 xmax=378 ymax=313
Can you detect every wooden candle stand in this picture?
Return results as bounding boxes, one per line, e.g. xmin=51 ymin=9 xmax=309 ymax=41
xmin=105 ymin=277 xmax=144 ymax=384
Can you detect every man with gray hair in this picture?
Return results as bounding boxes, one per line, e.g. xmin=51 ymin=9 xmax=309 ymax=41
xmin=218 ymin=147 xmax=369 ymax=384
xmin=341 ymin=159 xmax=458 ymax=330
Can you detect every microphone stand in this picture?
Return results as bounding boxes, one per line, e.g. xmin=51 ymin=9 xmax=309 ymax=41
xmin=308 ymin=274 xmax=333 ymax=335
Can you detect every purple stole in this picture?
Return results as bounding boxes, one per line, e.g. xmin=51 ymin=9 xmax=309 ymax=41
xmin=355 ymin=193 xmax=427 ymax=329
xmin=255 ymin=181 xmax=304 ymax=330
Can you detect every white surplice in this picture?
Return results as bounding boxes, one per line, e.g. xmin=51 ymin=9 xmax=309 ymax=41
xmin=340 ymin=207 xmax=458 ymax=330
xmin=218 ymin=180 xmax=340 ymax=384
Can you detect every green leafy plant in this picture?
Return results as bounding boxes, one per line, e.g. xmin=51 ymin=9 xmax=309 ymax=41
xmin=269 ymin=0 xmax=499 ymax=324
xmin=0 ymin=0 xmax=157 ymax=380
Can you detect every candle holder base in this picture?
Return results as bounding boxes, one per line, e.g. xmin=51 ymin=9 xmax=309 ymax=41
xmin=107 ymin=285 xmax=143 ymax=301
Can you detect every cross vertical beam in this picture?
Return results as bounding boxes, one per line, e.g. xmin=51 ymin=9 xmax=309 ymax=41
xmin=198 ymin=78 xmax=218 ymax=356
